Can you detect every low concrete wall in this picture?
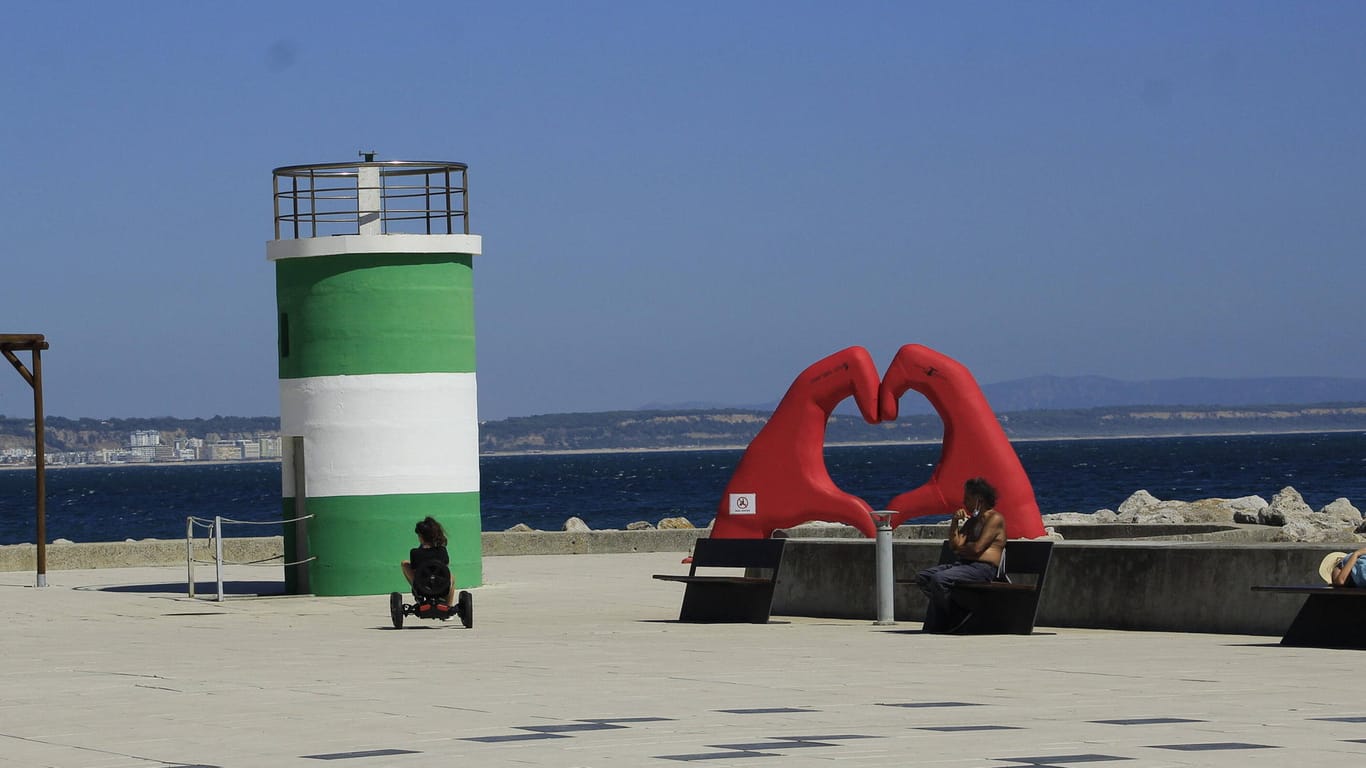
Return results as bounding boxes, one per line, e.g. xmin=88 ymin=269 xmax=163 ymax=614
xmin=769 ymin=538 xmax=1337 ymax=636
xmin=481 ymin=528 xmax=707 ymax=555
xmin=1037 ymin=541 xmax=1321 ymax=635
xmin=1 ymin=524 xmax=1277 ymax=573
xmin=780 ymin=522 xmax=1280 ymax=542
xmin=0 ymin=529 xmax=710 ymax=572
xmin=0 ymin=538 xmax=284 ymax=572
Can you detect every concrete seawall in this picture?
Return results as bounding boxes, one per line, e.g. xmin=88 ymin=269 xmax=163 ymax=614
xmin=0 ymin=538 xmax=284 ymax=572
xmin=0 ymin=522 xmax=1281 ymax=573
xmin=0 ymin=529 xmax=711 ymax=573
xmin=1 ymin=526 xmax=1340 ymax=637
xmin=769 ymin=537 xmax=1335 ymax=636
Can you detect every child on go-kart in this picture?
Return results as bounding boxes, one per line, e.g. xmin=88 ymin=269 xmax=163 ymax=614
xmin=400 ymin=516 xmax=456 ymax=605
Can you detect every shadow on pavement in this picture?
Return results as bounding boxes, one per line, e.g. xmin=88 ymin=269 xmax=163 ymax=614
xmin=75 ymin=581 xmax=287 ymax=596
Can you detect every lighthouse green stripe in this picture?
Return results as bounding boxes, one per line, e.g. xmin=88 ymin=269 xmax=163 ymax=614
xmin=288 ymin=491 xmax=482 ymax=596
xmin=275 ymin=252 xmax=475 ymax=379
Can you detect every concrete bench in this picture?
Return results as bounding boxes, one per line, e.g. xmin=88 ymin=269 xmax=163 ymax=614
xmin=653 ymin=537 xmax=785 ymax=623
xmin=901 ymin=539 xmax=1054 ymax=634
xmin=1251 ymin=584 xmax=1366 ymax=648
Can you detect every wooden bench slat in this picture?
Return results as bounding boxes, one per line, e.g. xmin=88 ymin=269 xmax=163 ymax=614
xmin=652 ymin=575 xmax=773 ymax=586
xmin=925 ymin=539 xmax=1054 ymax=635
xmin=1252 ymin=585 xmax=1366 ymax=648
xmin=1252 ymin=585 xmax=1366 ymax=595
xmin=955 ymin=581 xmax=1038 ymax=592
xmin=894 ymin=578 xmax=1038 ymax=592
xmin=653 ymin=537 xmax=786 ymax=623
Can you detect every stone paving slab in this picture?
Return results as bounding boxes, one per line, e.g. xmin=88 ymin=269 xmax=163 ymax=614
xmin=0 ymin=552 xmax=1362 ymax=767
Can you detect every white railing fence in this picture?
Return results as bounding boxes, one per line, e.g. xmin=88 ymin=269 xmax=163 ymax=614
xmin=185 ymin=514 xmax=314 ymax=601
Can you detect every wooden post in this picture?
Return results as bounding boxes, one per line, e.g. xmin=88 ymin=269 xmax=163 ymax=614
xmin=32 ymin=343 xmax=46 ymax=587
xmin=1 ymin=334 xmax=50 ymax=587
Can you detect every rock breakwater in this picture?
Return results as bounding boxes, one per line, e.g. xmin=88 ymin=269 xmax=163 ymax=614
xmin=504 ymin=486 xmax=1361 ymax=545
xmin=1040 ymin=486 xmax=1362 ymax=543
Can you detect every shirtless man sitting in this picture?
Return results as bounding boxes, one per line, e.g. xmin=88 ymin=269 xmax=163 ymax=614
xmin=915 ymin=477 xmax=1007 ymax=633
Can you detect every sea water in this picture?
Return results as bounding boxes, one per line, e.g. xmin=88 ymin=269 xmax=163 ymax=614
xmin=0 ymin=431 xmax=1362 ymax=545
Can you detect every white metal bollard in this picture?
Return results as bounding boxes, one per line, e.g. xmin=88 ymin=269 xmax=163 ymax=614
xmin=214 ymin=515 xmax=225 ymax=602
xmin=186 ymin=517 xmax=195 ymax=598
xmin=871 ymin=510 xmax=896 ymax=625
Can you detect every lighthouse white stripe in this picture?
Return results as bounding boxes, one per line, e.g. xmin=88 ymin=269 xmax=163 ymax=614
xmin=267 ymin=233 xmax=482 ymax=261
xmin=280 ymin=372 xmax=479 ymax=498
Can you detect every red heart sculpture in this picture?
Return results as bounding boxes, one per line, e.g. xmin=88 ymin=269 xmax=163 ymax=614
xmin=710 ymin=343 xmax=1046 ymax=540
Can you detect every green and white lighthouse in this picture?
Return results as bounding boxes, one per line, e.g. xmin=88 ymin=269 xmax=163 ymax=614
xmin=268 ymin=157 xmax=483 ymax=596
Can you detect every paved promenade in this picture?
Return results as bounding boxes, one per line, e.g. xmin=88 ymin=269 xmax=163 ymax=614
xmin=1 ymin=551 xmax=1360 ymax=767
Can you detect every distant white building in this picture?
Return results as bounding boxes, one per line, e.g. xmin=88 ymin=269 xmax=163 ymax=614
xmin=257 ymin=435 xmax=282 ymax=458
xmin=174 ymin=437 xmax=204 ymax=461
xmin=205 ymin=441 xmax=244 ymax=461
xmin=129 ymin=430 xmax=160 ymax=460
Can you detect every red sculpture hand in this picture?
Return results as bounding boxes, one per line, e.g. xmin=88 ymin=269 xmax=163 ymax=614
xmin=711 ymin=346 xmax=882 ymax=538
xmin=877 ymin=344 xmax=1046 ymax=539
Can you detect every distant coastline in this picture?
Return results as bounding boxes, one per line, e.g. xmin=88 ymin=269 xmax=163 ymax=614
xmin=3 ymin=403 xmax=1363 ymax=468
xmin=2 ymin=427 xmax=1363 ymax=469
xmin=479 ymin=426 xmax=1366 ymax=457
xmin=476 ymin=404 xmax=1366 ymax=455
xmin=0 ymin=458 xmax=280 ymax=473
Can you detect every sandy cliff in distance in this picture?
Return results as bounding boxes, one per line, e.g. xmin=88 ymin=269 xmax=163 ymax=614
xmin=478 ymin=404 xmax=1366 ymax=454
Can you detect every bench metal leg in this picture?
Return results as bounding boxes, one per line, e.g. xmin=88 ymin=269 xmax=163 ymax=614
xmin=950 ymin=592 xmax=1042 ymax=635
xmin=1280 ymin=595 xmax=1366 ymax=649
xmin=679 ymin=583 xmax=775 ymax=623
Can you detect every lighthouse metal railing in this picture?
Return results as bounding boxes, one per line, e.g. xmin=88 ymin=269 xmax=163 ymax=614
xmin=185 ymin=514 xmax=315 ymax=601
xmin=272 ymin=159 xmax=469 ymax=239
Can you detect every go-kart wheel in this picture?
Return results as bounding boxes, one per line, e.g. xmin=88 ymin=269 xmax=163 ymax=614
xmin=458 ymin=590 xmax=473 ymax=629
xmin=389 ymin=591 xmax=404 ymax=629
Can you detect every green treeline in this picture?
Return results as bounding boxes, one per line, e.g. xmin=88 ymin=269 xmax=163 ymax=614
xmin=0 ymin=415 xmax=279 ymax=452
xmin=479 ymin=403 xmax=1366 ymax=453
xmin=1 ymin=404 xmax=1364 ymax=455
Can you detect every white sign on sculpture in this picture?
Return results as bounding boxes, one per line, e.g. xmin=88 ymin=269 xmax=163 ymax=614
xmin=729 ymin=492 xmax=757 ymax=516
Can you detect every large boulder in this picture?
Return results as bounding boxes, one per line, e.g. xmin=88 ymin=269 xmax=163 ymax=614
xmin=1272 ymin=519 xmax=1364 ymax=543
xmin=1258 ymin=487 xmax=1362 ymax=542
xmin=1114 ymin=491 xmax=1269 ymax=526
xmin=1115 ymin=490 xmax=1187 ymax=523
xmin=1222 ymin=495 xmax=1270 ymax=524
xmin=1320 ymin=498 xmax=1362 ymax=527
xmin=1038 ymin=512 xmax=1095 ymax=525
xmin=1117 ymin=490 xmax=1162 ymax=518
xmin=1178 ymin=497 xmax=1262 ymax=525
xmin=562 ymin=516 xmax=591 ymax=532
xmin=658 ymin=516 xmax=696 ymax=530
xmin=1260 ymin=487 xmax=1314 ymax=526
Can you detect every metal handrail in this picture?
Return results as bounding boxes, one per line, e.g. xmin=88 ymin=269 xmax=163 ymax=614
xmin=272 ymin=159 xmax=470 ymax=239
xmin=186 ymin=513 xmax=316 ymax=601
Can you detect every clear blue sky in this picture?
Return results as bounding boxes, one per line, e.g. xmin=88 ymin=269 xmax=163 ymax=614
xmin=3 ymin=2 xmax=1363 ymax=421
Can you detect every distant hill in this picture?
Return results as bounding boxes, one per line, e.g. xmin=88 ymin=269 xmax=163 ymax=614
xmin=978 ymin=375 xmax=1366 ymax=413
xmin=646 ymin=375 xmax=1366 ymax=416
xmin=4 ymin=375 xmax=1365 ymax=456
xmin=0 ymin=415 xmax=280 ymax=452
xmin=480 ymin=403 xmax=1366 ymax=454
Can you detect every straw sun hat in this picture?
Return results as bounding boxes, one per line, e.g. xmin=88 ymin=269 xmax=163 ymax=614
xmin=1319 ymin=552 xmax=1348 ymax=584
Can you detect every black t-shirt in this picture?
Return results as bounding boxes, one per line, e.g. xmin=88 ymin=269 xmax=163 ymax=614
xmin=409 ymin=545 xmax=452 ymax=599
xmin=410 ymin=545 xmax=450 ymax=569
